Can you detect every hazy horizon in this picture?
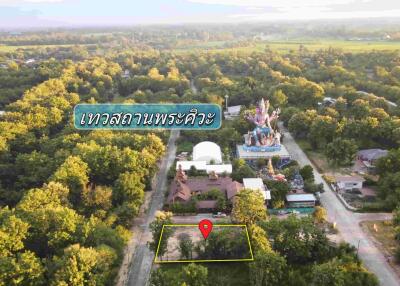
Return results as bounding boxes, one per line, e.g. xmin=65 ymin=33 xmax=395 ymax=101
xmin=1 ymin=0 xmax=400 ymax=29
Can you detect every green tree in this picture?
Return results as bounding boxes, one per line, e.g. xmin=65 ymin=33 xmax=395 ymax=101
xmin=288 ymin=112 xmax=313 ymax=138
xmin=52 ymin=155 xmax=90 ymax=205
xmin=178 ymin=233 xmax=194 ymax=260
xmin=351 ymin=99 xmax=371 ymax=120
xmin=311 ymin=257 xmax=378 ymax=286
xmin=16 ymin=183 xmax=82 ymax=256
xmin=325 ymin=138 xmax=358 ymax=166
xmin=260 ymin=216 xmax=330 ymax=265
xmin=270 ymin=90 xmax=287 ymax=107
xmin=248 ymin=224 xmax=272 ymax=253
xmin=149 ymin=211 xmax=174 ymax=260
xmin=249 ymin=250 xmax=287 ymax=286
xmin=51 ymin=244 xmax=116 ymax=286
xmin=265 ymin=180 xmax=290 ymax=203
xmin=311 ymin=259 xmax=346 ymax=286
xmin=0 ymin=207 xmax=45 ymax=285
xmin=182 ymin=263 xmax=208 ymax=286
xmin=299 ymin=165 xmax=314 ymax=182
xmin=0 ymin=251 xmax=45 ymax=286
xmin=232 ymin=189 xmax=266 ymax=224
xmin=81 ymin=185 xmax=113 ymax=216
xmin=113 ymin=171 xmax=145 ymax=206
xmin=313 ymin=206 xmax=327 ymax=223
xmin=308 ymin=115 xmax=336 ymax=149
xmin=231 ymin=165 xmax=256 ymax=182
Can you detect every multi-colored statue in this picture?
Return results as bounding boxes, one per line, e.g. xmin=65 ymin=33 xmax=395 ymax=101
xmin=243 ymin=99 xmax=282 ymax=152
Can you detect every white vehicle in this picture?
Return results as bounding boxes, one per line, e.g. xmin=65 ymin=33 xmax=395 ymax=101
xmin=212 ymin=212 xmax=227 ymax=218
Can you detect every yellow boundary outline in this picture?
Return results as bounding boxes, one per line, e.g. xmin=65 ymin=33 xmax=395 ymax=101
xmin=154 ymin=224 xmax=254 ymax=263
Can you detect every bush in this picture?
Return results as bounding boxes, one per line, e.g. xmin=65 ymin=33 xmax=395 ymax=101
xmin=170 ymin=201 xmax=196 ymax=214
xmin=322 ymin=174 xmax=335 ymax=185
xmin=304 ymin=180 xmax=324 ymax=194
xmin=395 ymin=247 xmax=400 ymax=263
xmin=300 ymin=165 xmax=314 ymax=182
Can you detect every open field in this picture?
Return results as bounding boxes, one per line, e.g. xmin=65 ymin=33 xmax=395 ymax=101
xmin=174 ymin=39 xmax=400 ymax=54
xmin=2 ymin=39 xmax=400 ymax=54
xmin=361 ymin=220 xmax=397 ymax=258
xmin=361 ymin=220 xmax=400 ymax=278
xmin=0 ymin=43 xmax=92 ymax=52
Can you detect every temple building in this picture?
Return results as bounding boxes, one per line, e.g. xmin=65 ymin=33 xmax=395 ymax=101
xmin=265 ymin=158 xmax=286 ymax=182
xmin=168 ymin=166 xmax=243 ymax=211
xmin=290 ymin=172 xmax=305 ymax=191
xmin=176 ymin=141 xmax=233 ymax=174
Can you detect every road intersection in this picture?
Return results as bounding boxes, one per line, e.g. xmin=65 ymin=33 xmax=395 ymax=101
xmin=281 ymin=123 xmax=398 ymax=286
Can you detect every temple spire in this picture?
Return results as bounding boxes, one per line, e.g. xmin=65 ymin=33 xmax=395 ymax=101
xmin=267 ymin=158 xmax=275 ymax=176
xmin=175 ymin=164 xmax=187 ymax=182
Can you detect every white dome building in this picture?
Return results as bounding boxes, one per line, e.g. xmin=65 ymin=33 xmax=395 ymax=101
xmin=192 ymin=141 xmax=222 ymax=164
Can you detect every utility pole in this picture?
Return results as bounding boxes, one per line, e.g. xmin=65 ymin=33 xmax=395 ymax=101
xmin=225 ymin=94 xmax=229 ymax=110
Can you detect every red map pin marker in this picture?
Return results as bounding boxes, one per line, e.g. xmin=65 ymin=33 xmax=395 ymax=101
xmin=199 ymin=219 xmax=213 ymax=240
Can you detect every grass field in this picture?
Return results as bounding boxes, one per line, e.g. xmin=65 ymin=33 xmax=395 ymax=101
xmin=174 ymin=39 xmax=400 ymax=54
xmin=0 ymin=44 xmax=91 ymax=52
xmin=2 ymin=39 xmax=400 ymax=54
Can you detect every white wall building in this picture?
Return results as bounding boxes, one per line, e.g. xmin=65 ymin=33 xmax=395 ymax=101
xmin=335 ymin=175 xmax=365 ymax=191
xmin=243 ymin=178 xmax=271 ymax=201
xmin=176 ymin=141 xmax=231 ymax=174
xmin=176 ymin=161 xmax=232 ymax=174
xmin=224 ymin=105 xmax=242 ymax=120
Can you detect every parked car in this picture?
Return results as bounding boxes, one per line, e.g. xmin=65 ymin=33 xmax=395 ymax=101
xmin=277 ymin=210 xmax=288 ymax=216
xmin=212 ymin=212 xmax=227 ymax=218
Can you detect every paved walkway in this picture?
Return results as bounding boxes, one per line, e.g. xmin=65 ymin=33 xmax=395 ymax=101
xmin=280 ymin=123 xmax=399 ymax=286
xmin=126 ymin=130 xmax=180 ymax=286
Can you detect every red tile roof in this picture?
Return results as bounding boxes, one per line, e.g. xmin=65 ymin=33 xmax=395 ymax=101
xmin=171 ymin=181 xmax=191 ymax=203
xmin=196 ymin=200 xmax=217 ymax=209
xmin=168 ymin=176 xmax=243 ymax=204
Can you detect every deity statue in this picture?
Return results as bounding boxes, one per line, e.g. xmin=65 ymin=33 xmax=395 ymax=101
xmin=243 ymin=98 xmax=282 ymax=152
xmin=246 ymin=99 xmax=280 ymax=130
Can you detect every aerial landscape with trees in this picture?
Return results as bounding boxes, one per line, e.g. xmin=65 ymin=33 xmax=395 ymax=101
xmin=1 ymin=18 xmax=400 ymax=286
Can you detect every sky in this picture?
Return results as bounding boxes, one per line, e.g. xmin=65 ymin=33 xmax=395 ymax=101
xmin=0 ymin=0 xmax=400 ymax=28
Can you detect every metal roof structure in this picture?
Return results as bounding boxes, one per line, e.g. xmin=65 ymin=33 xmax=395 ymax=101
xmin=286 ymin=194 xmax=316 ymax=202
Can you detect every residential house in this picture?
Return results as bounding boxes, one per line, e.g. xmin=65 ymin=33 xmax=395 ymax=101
xmin=335 ymin=175 xmax=365 ymax=191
